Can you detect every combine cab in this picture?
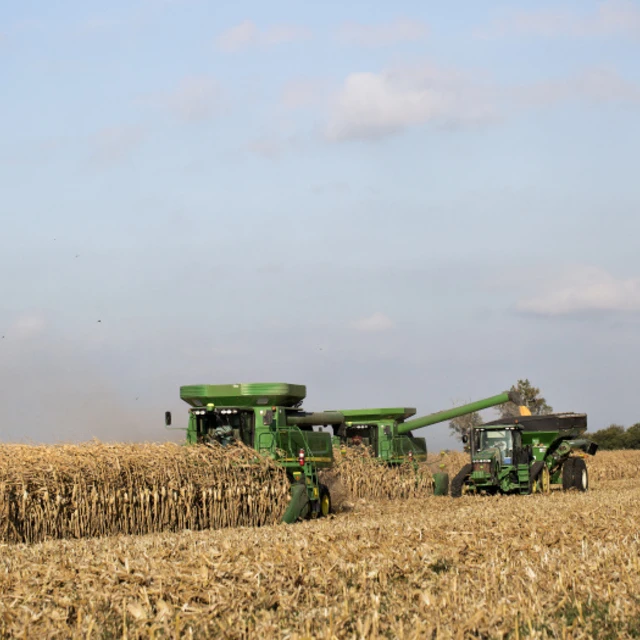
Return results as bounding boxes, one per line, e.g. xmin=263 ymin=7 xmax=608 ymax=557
xmin=165 ymin=382 xmax=344 ymax=523
xmin=451 ymin=411 xmax=598 ymax=497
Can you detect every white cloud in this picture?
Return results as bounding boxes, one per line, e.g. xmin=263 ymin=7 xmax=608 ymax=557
xmin=336 ymin=18 xmax=429 ymax=47
xmin=516 ymin=266 xmax=640 ymax=316
xmin=351 ymin=312 xmax=394 ymax=332
xmin=325 ymin=63 xmax=497 ymax=141
xmin=479 ymin=0 xmax=640 ymax=39
xmin=216 ymin=20 xmax=311 ymax=52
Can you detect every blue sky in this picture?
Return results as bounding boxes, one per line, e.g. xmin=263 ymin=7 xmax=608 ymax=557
xmin=1 ymin=0 xmax=639 ymax=450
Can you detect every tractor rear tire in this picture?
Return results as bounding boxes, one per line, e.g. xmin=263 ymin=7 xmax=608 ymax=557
xmin=450 ymin=464 xmax=473 ymax=498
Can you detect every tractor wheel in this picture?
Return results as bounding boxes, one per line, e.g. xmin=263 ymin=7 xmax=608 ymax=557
xmin=450 ymin=464 xmax=473 ymax=498
xmin=319 ymin=484 xmax=332 ymax=517
xmin=571 ymin=458 xmax=588 ymax=492
xmin=562 ymin=457 xmax=581 ymax=491
xmin=532 ymin=462 xmax=551 ymax=495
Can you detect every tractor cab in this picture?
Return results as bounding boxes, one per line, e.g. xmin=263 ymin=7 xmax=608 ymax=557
xmin=474 ymin=426 xmax=523 ymax=465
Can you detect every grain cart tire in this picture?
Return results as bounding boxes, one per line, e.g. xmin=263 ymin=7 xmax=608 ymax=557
xmin=433 ymin=472 xmax=449 ymax=496
xmin=562 ymin=457 xmax=578 ymax=491
xmin=571 ymin=458 xmax=588 ymax=492
xmin=319 ymin=483 xmax=332 ymax=517
xmin=450 ymin=464 xmax=473 ymax=498
xmin=531 ymin=462 xmax=551 ymax=494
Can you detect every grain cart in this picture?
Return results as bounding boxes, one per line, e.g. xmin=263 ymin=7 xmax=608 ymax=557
xmin=164 ymin=382 xmax=345 ymax=523
xmin=450 ymin=412 xmax=599 ymax=497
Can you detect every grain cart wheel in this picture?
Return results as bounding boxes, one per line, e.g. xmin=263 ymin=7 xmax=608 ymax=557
xmin=571 ymin=458 xmax=588 ymax=492
xmin=562 ymin=458 xmax=577 ymax=490
xmin=450 ymin=464 xmax=473 ymax=498
xmin=319 ymin=484 xmax=332 ymax=517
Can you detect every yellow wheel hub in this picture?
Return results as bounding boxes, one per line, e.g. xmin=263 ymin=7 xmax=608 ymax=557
xmin=534 ymin=466 xmax=550 ymax=494
xmin=320 ymin=493 xmax=330 ymax=517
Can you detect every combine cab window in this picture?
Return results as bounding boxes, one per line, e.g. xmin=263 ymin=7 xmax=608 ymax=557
xmin=196 ymin=410 xmax=255 ymax=447
xmin=345 ymin=424 xmax=377 ymax=451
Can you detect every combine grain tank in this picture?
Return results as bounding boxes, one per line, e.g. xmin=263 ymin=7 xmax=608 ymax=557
xmin=450 ymin=411 xmax=598 ymax=497
xmin=165 ymin=383 xmax=344 ymax=523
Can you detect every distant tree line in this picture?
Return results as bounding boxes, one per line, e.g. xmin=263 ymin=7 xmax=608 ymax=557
xmin=586 ymin=424 xmax=640 ymax=450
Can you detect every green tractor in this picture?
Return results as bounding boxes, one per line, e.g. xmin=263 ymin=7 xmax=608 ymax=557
xmin=450 ymin=410 xmax=599 ymax=497
xmin=164 ymin=382 xmax=345 ymax=523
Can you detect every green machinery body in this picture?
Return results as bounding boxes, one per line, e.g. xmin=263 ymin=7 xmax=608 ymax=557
xmin=451 ymin=412 xmax=599 ymax=497
xmin=329 ymin=391 xmax=521 ymax=465
xmin=167 ymin=382 xmax=344 ymax=523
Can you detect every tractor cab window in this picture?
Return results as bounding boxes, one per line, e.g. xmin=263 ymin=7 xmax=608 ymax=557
xmin=479 ymin=430 xmax=513 ymax=462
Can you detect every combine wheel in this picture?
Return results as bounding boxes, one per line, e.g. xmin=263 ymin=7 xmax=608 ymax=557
xmin=319 ymin=483 xmax=332 ymax=517
xmin=450 ymin=464 xmax=473 ymax=498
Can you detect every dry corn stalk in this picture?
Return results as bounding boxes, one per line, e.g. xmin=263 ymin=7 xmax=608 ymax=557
xmin=0 ymin=440 xmax=290 ymax=544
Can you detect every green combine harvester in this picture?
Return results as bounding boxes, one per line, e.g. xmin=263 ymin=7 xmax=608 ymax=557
xmin=450 ymin=410 xmax=598 ymax=497
xmin=165 ymin=382 xmax=344 ymax=523
xmin=329 ymin=390 xmax=522 ymax=464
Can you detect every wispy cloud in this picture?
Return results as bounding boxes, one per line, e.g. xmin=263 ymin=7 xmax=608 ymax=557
xmin=336 ymin=18 xmax=429 ymax=47
xmin=166 ymin=75 xmax=222 ymax=122
xmin=91 ymin=125 xmax=146 ymax=166
xmin=351 ymin=312 xmax=394 ymax=332
xmin=8 ymin=313 xmax=47 ymax=340
xmin=478 ymin=0 xmax=640 ymax=39
xmin=516 ymin=265 xmax=640 ymax=316
xmin=216 ymin=20 xmax=312 ymax=53
xmin=136 ymin=75 xmax=223 ymax=123
xmin=325 ymin=62 xmax=497 ymax=142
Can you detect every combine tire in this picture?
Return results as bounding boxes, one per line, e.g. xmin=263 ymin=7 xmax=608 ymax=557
xmin=319 ymin=484 xmax=332 ymax=517
xmin=562 ymin=457 xmax=589 ymax=492
xmin=450 ymin=464 xmax=473 ymax=498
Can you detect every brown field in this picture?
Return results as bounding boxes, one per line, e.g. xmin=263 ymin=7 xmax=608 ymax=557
xmin=0 ymin=447 xmax=638 ymax=638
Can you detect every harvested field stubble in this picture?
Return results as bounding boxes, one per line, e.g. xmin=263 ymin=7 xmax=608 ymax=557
xmin=0 ymin=442 xmax=290 ymax=543
xmin=1 ymin=477 xmax=640 ymax=638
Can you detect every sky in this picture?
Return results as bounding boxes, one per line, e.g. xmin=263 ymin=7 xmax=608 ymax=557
xmin=1 ymin=0 xmax=639 ymax=451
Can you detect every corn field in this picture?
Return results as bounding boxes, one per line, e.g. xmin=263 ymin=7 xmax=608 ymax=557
xmin=0 ymin=451 xmax=638 ymax=638
xmin=0 ymin=441 xmax=290 ymax=543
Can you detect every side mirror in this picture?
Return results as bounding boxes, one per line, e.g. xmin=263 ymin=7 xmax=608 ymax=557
xmin=462 ymin=434 xmax=469 ymax=444
xmin=165 ymin=411 xmax=172 ymax=426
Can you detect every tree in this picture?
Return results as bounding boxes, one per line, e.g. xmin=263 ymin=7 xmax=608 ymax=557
xmin=497 ymin=379 xmax=553 ymax=418
xmin=623 ymin=423 xmax=640 ymax=449
xmin=449 ymin=410 xmax=483 ymax=451
xmin=589 ymin=424 xmax=626 ymax=450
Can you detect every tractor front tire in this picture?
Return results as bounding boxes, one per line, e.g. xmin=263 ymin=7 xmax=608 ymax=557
xmin=450 ymin=464 xmax=473 ymax=498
